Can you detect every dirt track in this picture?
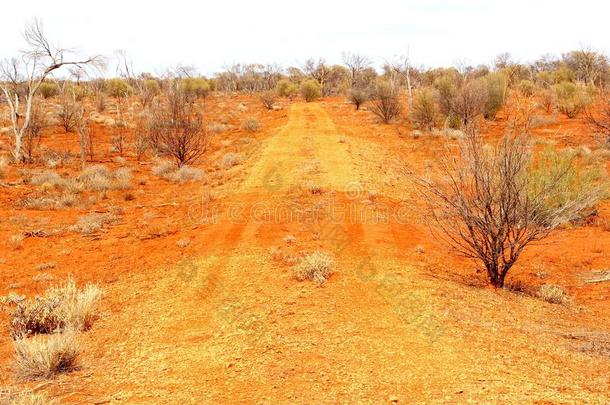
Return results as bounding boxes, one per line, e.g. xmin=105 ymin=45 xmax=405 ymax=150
xmin=2 ymin=102 xmax=609 ymax=403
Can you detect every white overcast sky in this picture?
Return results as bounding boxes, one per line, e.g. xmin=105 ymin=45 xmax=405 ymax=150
xmin=1 ymin=0 xmax=609 ymax=76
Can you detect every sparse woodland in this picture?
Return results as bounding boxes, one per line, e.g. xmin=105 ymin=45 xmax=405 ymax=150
xmin=0 ymin=19 xmax=609 ymax=402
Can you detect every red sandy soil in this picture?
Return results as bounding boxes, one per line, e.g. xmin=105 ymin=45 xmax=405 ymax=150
xmin=0 ymin=95 xmax=609 ymax=403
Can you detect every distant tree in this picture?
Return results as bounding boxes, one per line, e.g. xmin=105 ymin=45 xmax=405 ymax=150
xmin=342 ymin=52 xmax=372 ymax=87
xmin=349 ymin=88 xmax=368 ymax=110
xmin=563 ymin=48 xmax=609 ymax=87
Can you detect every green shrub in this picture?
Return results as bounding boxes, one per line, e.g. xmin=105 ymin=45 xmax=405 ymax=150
xmin=180 ymin=77 xmax=210 ymax=101
xmin=528 ymin=147 xmax=607 ymax=222
xmin=38 ymin=82 xmax=59 ymax=99
xmin=300 ymin=80 xmax=322 ymax=102
xmin=433 ymin=75 xmax=458 ymax=116
xmin=276 ymin=79 xmax=298 ymax=98
xmin=410 ymin=88 xmax=438 ymax=131
xmin=519 ymin=80 xmax=535 ymax=97
xmin=483 ymin=73 xmax=506 ymax=120
xmin=105 ymin=79 xmax=133 ymax=98
xmin=553 ymin=81 xmax=592 ymax=118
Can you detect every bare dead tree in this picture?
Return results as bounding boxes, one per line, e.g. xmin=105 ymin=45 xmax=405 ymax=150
xmin=0 ymin=19 xmax=104 ymax=162
xmin=342 ymin=52 xmax=371 ymax=88
xmin=388 ymin=50 xmax=414 ymax=109
xmin=149 ymin=82 xmax=207 ymax=166
xmin=411 ymin=127 xmax=603 ymax=288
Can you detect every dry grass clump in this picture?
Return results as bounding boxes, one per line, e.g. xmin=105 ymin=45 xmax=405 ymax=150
xmin=293 ymin=251 xmax=334 ymax=284
xmin=176 ymin=238 xmax=191 ymax=248
xmin=152 ymin=160 xmax=205 ymax=183
xmin=8 ymin=233 xmax=25 ymax=250
xmin=20 ymin=193 xmax=79 ymax=210
xmin=0 ymin=388 xmax=56 ymax=404
xmin=0 ymin=155 xmax=9 ymax=178
xmin=69 ymin=212 xmax=119 ymax=234
xmin=538 ymin=284 xmax=570 ymax=304
xmin=29 ymin=171 xmax=67 ymax=188
xmin=77 ymin=165 xmax=120 ymax=191
xmin=13 ymin=330 xmax=80 ymax=380
xmin=219 ymin=152 xmax=243 ymax=168
xmin=10 ymin=278 xmax=102 ymax=337
xmin=241 ymin=117 xmax=261 ymax=132
xmin=208 ymin=122 xmax=231 ymax=133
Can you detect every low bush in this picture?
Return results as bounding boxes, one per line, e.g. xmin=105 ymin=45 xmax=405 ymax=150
xmin=180 ymin=77 xmax=210 ymax=102
xmin=293 ymin=251 xmax=334 ymax=284
xmin=10 ymin=278 xmax=102 ymax=337
xmin=553 ymin=81 xmax=592 ymax=118
xmin=241 ymin=117 xmax=261 ymax=132
xmin=38 ymin=82 xmax=59 ymax=99
xmin=538 ymin=284 xmax=570 ymax=304
xmin=349 ymin=88 xmax=368 ymax=110
xmin=410 ymin=88 xmax=438 ymax=131
xmin=260 ymin=91 xmax=277 ymax=110
xmin=370 ymin=82 xmax=401 ymax=124
xmin=13 ymin=330 xmax=80 ymax=380
xmin=105 ymin=78 xmax=133 ymax=98
xmin=219 ymin=152 xmax=243 ymax=168
xmin=519 ymin=80 xmax=535 ymax=97
xmin=152 ymin=160 xmax=205 ymax=183
xmin=69 ymin=212 xmax=119 ymax=234
xmin=300 ymin=80 xmax=322 ymax=102
xmin=276 ymin=79 xmax=298 ymax=98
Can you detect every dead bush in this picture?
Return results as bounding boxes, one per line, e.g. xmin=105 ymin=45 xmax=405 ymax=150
xmin=538 ymin=284 xmax=570 ymax=304
xmin=413 ymin=128 xmax=605 ymax=288
xmin=10 ymin=278 xmax=102 ymax=337
xmin=241 ymin=117 xmax=261 ymax=132
xmin=57 ymin=95 xmax=79 ymax=133
xmin=148 ymin=82 xmax=207 ymax=166
xmin=69 ymin=212 xmax=119 ymax=234
xmin=219 ymin=152 xmax=243 ymax=168
xmin=370 ymin=82 xmax=401 ymax=124
xmin=260 ymin=91 xmax=277 ymax=110
xmin=13 ymin=330 xmax=80 ymax=380
xmin=293 ymin=251 xmax=334 ymax=284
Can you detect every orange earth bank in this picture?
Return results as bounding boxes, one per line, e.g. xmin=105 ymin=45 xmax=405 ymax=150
xmin=0 ymin=95 xmax=609 ymax=403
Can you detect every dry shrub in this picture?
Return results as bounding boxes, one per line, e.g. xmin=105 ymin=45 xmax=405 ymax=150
xmin=69 ymin=212 xmax=119 ymax=235
xmin=370 ymin=82 xmax=401 ymax=124
xmin=152 ymin=160 xmax=204 ymax=183
xmin=410 ymin=88 xmax=438 ymax=131
xmin=529 ymin=114 xmax=559 ymax=129
xmin=20 ymin=193 xmax=79 ymax=211
xmin=241 ymin=117 xmax=261 ymax=132
xmin=208 ymin=122 xmax=230 ymax=133
xmin=77 ymin=165 xmax=131 ymax=191
xmin=349 ymin=88 xmax=368 ymax=110
xmin=0 ymin=388 xmax=56 ymax=404
xmin=13 ymin=330 xmax=80 ymax=380
xmin=293 ymin=251 xmax=334 ymax=284
xmin=10 ymin=278 xmax=102 ymax=337
xmin=538 ymin=284 xmax=570 ymax=304
xmin=260 ymin=91 xmax=277 ymax=110
xmin=148 ymin=82 xmax=207 ymax=166
xmin=413 ymin=128 xmax=606 ymax=288
xmin=219 ymin=152 xmax=243 ymax=168
xmin=8 ymin=234 xmax=25 ymax=250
